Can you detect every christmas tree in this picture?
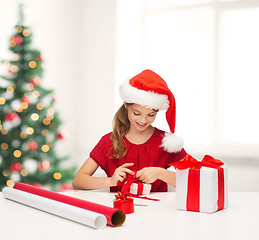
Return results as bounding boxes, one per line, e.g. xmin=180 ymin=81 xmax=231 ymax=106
xmin=0 ymin=4 xmax=76 ymax=191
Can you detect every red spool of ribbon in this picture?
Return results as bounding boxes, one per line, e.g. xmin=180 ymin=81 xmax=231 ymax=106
xmin=113 ymin=192 xmax=134 ymax=214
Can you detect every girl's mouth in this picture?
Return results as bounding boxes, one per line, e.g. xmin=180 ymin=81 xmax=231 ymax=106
xmin=136 ymin=122 xmax=147 ymax=128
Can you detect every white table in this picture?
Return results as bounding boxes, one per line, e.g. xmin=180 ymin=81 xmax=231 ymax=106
xmin=0 ymin=191 xmax=257 ymax=240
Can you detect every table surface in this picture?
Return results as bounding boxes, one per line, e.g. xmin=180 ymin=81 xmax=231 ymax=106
xmin=0 ymin=190 xmax=257 ymax=240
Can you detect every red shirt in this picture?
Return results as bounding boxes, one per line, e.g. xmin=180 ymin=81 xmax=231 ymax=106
xmin=90 ymin=128 xmax=186 ymax=192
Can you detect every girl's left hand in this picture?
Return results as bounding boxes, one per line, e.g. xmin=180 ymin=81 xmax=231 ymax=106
xmin=136 ymin=167 xmax=162 ymax=183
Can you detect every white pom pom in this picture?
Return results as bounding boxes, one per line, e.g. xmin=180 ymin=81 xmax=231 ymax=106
xmin=161 ymin=132 xmax=184 ymax=153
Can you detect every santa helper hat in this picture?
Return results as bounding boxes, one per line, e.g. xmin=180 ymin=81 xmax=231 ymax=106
xmin=119 ymin=69 xmax=184 ymax=153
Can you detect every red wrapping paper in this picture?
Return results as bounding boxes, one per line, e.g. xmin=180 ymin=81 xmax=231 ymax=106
xmin=13 ymin=182 xmax=125 ymax=227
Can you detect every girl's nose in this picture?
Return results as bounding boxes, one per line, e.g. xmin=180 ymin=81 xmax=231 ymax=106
xmin=139 ymin=115 xmax=147 ymax=123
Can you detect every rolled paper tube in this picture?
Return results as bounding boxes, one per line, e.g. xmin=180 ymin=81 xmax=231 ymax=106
xmin=13 ymin=183 xmax=126 ymax=227
xmin=2 ymin=187 xmax=107 ymax=229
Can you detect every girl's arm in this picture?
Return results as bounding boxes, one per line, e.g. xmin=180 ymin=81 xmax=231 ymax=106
xmin=72 ymin=158 xmax=134 ymax=190
xmin=136 ymin=167 xmax=176 ymax=187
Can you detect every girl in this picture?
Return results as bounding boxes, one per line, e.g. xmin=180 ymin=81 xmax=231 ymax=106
xmin=72 ymin=69 xmax=186 ymax=192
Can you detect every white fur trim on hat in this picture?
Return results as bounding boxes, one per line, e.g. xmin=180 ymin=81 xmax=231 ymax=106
xmin=161 ymin=132 xmax=184 ymax=153
xmin=119 ymin=80 xmax=169 ymax=110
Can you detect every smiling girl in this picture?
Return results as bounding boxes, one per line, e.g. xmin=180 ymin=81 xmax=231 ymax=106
xmin=72 ymin=70 xmax=186 ymax=192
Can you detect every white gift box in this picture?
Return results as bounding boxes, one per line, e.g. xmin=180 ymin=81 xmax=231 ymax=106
xmin=130 ymin=182 xmax=151 ymax=195
xmin=176 ymin=166 xmax=228 ymax=213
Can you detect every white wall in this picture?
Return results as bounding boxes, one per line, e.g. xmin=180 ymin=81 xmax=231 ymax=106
xmin=0 ymin=0 xmax=117 ymax=168
xmin=77 ymin=0 xmax=117 ymax=167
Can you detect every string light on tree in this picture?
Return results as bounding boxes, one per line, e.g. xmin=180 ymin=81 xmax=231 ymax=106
xmin=13 ymin=150 xmax=22 ymax=158
xmin=6 ymin=180 xmax=14 ymax=187
xmin=53 ymin=172 xmax=62 ymax=180
xmin=0 ymin=97 xmax=6 ymax=105
xmin=1 ymin=143 xmax=8 ymax=150
xmin=6 ymin=87 xmax=14 ymax=93
xmin=31 ymin=113 xmax=39 ymax=121
xmin=19 ymin=132 xmax=27 ymax=139
xmin=20 ymin=169 xmax=29 ymax=177
xmin=26 ymin=127 xmax=34 ymax=135
xmin=41 ymin=144 xmax=49 ymax=152
xmin=23 ymin=29 xmax=30 ymax=37
xmin=13 ymin=53 xmax=20 ymax=61
xmin=2 ymin=170 xmax=9 ymax=177
xmin=28 ymin=61 xmax=37 ymax=68
xmin=36 ymin=103 xmax=44 ymax=110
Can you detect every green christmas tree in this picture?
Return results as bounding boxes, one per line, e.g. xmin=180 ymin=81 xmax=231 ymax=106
xmin=0 ymin=4 xmax=75 ymax=191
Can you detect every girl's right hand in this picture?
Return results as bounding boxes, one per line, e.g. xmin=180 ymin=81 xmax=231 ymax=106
xmin=109 ymin=163 xmax=134 ymax=187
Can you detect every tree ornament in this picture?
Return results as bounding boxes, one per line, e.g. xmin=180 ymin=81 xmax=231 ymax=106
xmin=39 ymin=160 xmax=50 ymax=171
xmin=52 ymin=96 xmax=58 ymax=102
xmin=23 ymin=159 xmax=38 ymax=173
xmin=56 ymin=131 xmax=66 ymax=140
xmin=10 ymin=172 xmax=21 ymax=182
xmin=4 ymin=112 xmax=19 ymax=121
xmin=38 ymin=54 xmax=43 ymax=61
xmin=14 ymin=36 xmax=23 ymax=45
xmin=29 ymin=76 xmax=40 ymax=86
xmin=27 ymin=141 xmax=38 ymax=151
xmin=9 ymin=162 xmax=23 ymax=172
xmin=21 ymin=97 xmax=30 ymax=105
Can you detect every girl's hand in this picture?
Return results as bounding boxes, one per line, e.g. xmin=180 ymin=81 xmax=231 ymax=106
xmin=136 ymin=167 xmax=162 ymax=184
xmin=110 ymin=163 xmax=134 ymax=187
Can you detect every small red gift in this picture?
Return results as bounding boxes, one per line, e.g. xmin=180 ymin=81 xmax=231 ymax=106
xmin=130 ymin=182 xmax=151 ymax=195
xmin=118 ymin=171 xmax=151 ymax=195
xmin=113 ymin=192 xmax=134 ymax=214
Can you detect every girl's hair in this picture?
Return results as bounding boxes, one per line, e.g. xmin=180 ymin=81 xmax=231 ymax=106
xmin=110 ymin=104 xmax=131 ymax=159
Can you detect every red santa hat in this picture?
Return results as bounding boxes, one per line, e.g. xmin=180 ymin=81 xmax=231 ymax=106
xmin=119 ymin=69 xmax=184 ymax=153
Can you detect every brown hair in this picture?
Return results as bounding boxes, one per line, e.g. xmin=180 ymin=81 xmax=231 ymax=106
xmin=110 ymin=104 xmax=131 ymax=159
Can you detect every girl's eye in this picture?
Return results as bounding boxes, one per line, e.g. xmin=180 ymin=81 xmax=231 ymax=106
xmin=148 ymin=113 xmax=156 ymax=117
xmin=133 ymin=112 xmax=140 ymax=116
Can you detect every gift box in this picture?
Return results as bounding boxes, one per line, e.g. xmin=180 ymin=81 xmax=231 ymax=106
xmin=113 ymin=192 xmax=134 ymax=214
xmin=130 ymin=182 xmax=151 ymax=195
xmin=117 ymin=171 xmax=152 ymax=196
xmin=170 ymin=154 xmax=228 ymax=213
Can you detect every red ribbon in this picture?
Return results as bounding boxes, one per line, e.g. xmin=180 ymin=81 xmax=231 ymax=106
xmin=170 ymin=154 xmax=225 ymax=212
xmin=136 ymin=182 xmax=143 ymax=195
xmin=117 ymin=171 xmax=159 ymax=201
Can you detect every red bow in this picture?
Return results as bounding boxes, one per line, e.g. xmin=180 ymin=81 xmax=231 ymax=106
xmin=170 ymin=154 xmax=224 ymax=170
xmin=114 ymin=191 xmax=133 ymax=202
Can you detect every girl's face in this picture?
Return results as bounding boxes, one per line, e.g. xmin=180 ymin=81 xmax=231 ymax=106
xmin=126 ymin=104 xmax=158 ymax=132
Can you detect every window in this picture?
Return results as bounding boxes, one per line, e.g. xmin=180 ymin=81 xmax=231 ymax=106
xmin=116 ymin=0 xmax=259 ymax=158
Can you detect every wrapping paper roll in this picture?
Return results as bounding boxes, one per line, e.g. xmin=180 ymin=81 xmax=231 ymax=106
xmin=13 ymin=183 xmax=126 ymax=227
xmin=2 ymin=187 xmax=107 ymax=229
